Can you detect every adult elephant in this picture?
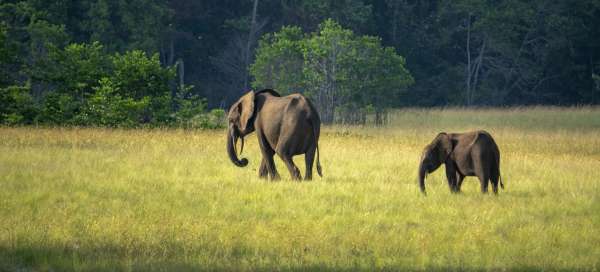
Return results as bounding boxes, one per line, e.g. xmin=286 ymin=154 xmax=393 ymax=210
xmin=418 ymin=130 xmax=504 ymax=194
xmin=226 ymin=89 xmax=322 ymax=180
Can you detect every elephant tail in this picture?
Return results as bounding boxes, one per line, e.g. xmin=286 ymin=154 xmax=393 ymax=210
xmin=495 ymin=153 xmax=504 ymax=190
xmin=316 ymin=142 xmax=323 ymax=177
xmin=311 ymin=119 xmax=323 ymax=178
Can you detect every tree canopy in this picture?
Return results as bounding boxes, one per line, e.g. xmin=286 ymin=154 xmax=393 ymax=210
xmin=251 ymin=20 xmax=413 ymax=123
xmin=1 ymin=0 xmax=599 ymax=125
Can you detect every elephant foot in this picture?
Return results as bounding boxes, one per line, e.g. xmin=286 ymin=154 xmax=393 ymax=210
xmin=258 ymin=174 xmax=269 ymax=179
xmin=270 ymin=174 xmax=281 ymax=181
xmin=291 ymin=172 xmax=302 ymax=181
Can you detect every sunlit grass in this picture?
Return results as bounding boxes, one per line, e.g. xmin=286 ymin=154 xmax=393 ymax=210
xmin=1 ymin=107 xmax=599 ymax=271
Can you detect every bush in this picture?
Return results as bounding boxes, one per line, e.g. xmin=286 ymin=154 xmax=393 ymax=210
xmin=177 ymin=109 xmax=225 ymax=129
xmin=0 ymin=84 xmax=37 ymax=125
xmin=77 ymin=78 xmax=149 ymax=127
xmin=38 ymin=42 xmax=110 ymax=99
xmin=172 ymin=88 xmax=226 ymax=129
xmin=1 ymin=41 xmax=220 ymax=129
xmin=111 ymin=50 xmax=174 ymax=99
xmin=38 ymin=92 xmax=80 ymax=125
xmin=251 ymin=20 xmax=413 ymax=123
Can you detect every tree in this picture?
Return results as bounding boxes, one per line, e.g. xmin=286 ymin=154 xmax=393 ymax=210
xmin=3 ymin=0 xmax=600 ymax=112
xmin=0 ymin=84 xmax=37 ymax=124
xmin=251 ymin=26 xmax=305 ymax=94
xmin=110 ymin=50 xmax=175 ymax=123
xmin=210 ymin=0 xmax=268 ymax=107
xmin=278 ymin=0 xmax=373 ymax=32
xmin=251 ymin=19 xmax=413 ymax=123
xmin=0 ymin=22 xmax=16 ymax=87
xmin=35 ymin=42 xmax=110 ymax=99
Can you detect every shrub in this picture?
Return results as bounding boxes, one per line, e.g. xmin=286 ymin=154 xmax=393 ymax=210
xmin=38 ymin=92 xmax=80 ymax=125
xmin=1 ymin=40 xmax=220 ymax=128
xmin=0 ymin=84 xmax=38 ymax=125
xmin=77 ymin=78 xmax=149 ymax=127
xmin=179 ymin=109 xmax=225 ymax=129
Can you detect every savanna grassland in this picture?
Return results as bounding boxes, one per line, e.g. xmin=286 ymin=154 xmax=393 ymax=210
xmin=1 ymin=107 xmax=600 ymax=271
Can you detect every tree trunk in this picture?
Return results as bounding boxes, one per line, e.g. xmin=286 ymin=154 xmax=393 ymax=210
xmin=471 ymin=38 xmax=486 ymax=104
xmin=466 ymin=13 xmax=472 ymax=106
xmin=391 ymin=1 xmax=398 ymax=44
xmin=178 ymin=58 xmax=185 ymax=89
xmin=244 ymin=0 xmax=259 ymax=89
xmin=169 ymin=37 xmax=175 ymax=66
xmin=464 ymin=13 xmax=486 ymax=106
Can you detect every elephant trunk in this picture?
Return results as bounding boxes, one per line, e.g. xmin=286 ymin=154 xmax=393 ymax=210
xmin=227 ymin=126 xmax=248 ymax=167
xmin=418 ymin=160 xmax=427 ymax=195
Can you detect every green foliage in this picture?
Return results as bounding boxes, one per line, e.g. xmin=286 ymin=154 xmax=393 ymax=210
xmin=0 ymin=38 xmax=218 ymax=128
xmin=3 ymin=0 xmax=600 ymax=124
xmin=172 ymin=85 xmax=226 ymax=129
xmin=111 ymin=50 xmax=175 ymax=99
xmin=0 ymin=84 xmax=37 ymax=124
xmin=179 ymin=108 xmax=226 ymax=129
xmin=38 ymin=92 xmax=80 ymax=125
xmin=279 ymin=0 xmax=373 ymax=32
xmin=37 ymin=42 xmax=110 ymax=98
xmin=251 ymin=19 xmax=413 ymax=123
xmin=0 ymin=22 xmax=16 ymax=87
xmin=109 ymin=50 xmax=176 ymax=125
xmin=27 ymin=44 xmax=179 ymax=126
xmin=172 ymin=85 xmax=205 ymax=125
xmin=78 ymin=78 xmax=149 ymax=127
xmin=251 ymin=26 xmax=306 ymax=94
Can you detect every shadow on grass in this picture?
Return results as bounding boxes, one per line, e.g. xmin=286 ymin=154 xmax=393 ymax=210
xmin=0 ymin=245 xmax=587 ymax=272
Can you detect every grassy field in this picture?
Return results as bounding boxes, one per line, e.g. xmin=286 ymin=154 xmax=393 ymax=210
xmin=1 ymin=107 xmax=599 ymax=271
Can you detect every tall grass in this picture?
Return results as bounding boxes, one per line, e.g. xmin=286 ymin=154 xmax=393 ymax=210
xmin=1 ymin=107 xmax=599 ymax=271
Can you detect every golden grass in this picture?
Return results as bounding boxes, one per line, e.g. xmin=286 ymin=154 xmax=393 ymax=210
xmin=1 ymin=107 xmax=599 ymax=271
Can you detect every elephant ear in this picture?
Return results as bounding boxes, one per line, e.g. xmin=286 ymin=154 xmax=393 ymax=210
xmin=436 ymin=132 xmax=454 ymax=160
xmin=238 ymin=91 xmax=255 ymax=131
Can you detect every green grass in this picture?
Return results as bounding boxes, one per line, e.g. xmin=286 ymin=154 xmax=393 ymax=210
xmin=1 ymin=107 xmax=599 ymax=271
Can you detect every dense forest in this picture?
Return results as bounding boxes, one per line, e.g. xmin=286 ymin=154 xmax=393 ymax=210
xmin=1 ymin=0 xmax=599 ymax=125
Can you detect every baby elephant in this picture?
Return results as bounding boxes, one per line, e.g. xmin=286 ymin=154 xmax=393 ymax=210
xmin=418 ymin=130 xmax=504 ymax=194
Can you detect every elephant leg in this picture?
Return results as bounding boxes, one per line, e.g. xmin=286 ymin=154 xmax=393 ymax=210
xmin=444 ymin=162 xmax=458 ymax=193
xmin=274 ymin=132 xmax=302 ymax=181
xmin=474 ymin=158 xmax=490 ymax=193
xmin=448 ymin=177 xmax=458 ymax=193
xmin=257 ymin=131 xmax=279 ymax=181
xmin=491 ymin=176 xmax=499 ymax=194
xmin=280 ymin=154 xmax=302 ymax=181
xmin=266 ymin=154 xmax=280 ymax=181
xmin=477 ymin=173 xmax=489 ymax=193
xmin=490 ymin=170 xmax=500 ymax=194
xmin=456 ymin=173 xmax=465 ymax=192
xmin=304 ymin=147 xmax=316 ymax=180
xmin=258 ymin=158 xmax=268 ymax=179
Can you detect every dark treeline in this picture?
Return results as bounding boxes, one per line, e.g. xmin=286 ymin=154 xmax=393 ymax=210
xmin=1 ymin=0 xmax=599 ymax=126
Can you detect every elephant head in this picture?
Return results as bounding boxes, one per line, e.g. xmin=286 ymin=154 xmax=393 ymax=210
xmin=418 ymin=133 xmax=453 ymax=194
xmin=226 ymin=91 xmax=256 ymax=167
